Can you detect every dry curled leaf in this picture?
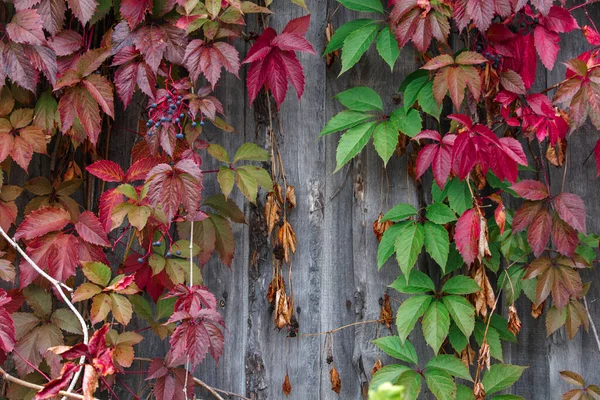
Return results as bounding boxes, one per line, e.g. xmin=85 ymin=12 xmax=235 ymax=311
xmin=283 ymin=372 xmax=292 ymax=396
xmin=277 ymin=220 xmax=297 ymax=264
xmin=477 ymin=214 xmax=491 ymax=261
xmin=285 ymin=185 xmax=296 ymax=208
xmin=478 ymin=341 xmax=491 ymax=372
xmin=373 ymin=213 xmax=392 ymax=242
xmin=474 ymin=381 xmax=486 ymax=400
xmin=461 ymin=344 xmax=476 ymax=369
xmin=267 ymin=274 xmax=284 ymax=304
xmin=396 ymin=132 xmax=409 ymax=157
xmin=531 ymin=300 xmax=544 ymax=319
xmin=546 ymin=138 xmax=567 ymax=167
xmin=330 ymin=366 xmax=341 ymax=394
xmin=472 ymin=262 xmax=495 ymax=318
xmin=274 ymin=286 xmax=294 ymax=329
xmin=473 ymin=164 xmax=487 ymax=190
xmin=371 ymin=358 xmax=382 ymax=376
xmin=265 ymin=191 xmax=281 ymax=237
xmin=325 ymin=22 xmax=339 ymax=67
xmin=379 ymin=292 xmax=393 ymax=329
xmin=508 ymin=304 xmax=522 ymax=335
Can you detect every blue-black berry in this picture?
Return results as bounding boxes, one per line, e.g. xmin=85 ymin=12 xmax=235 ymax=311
xmin=154 ymin=122 xmax=160 ymax=127
xmin=200 ymin=121 xmax=205 ymax=126
xmin=175 ymin=118 xmax=180 ymax=123
xmin=180 ymin=113 xmax=185 ymax=118
xmin=137 ymin=257 xmax=144 ymax=263
xmin=177 ymin=95 xmax=182 ymax=100
xmin=165 ymin=251 xmax=172 ymax=258
xmin=153 ymin=241 xmax=161 ymax=246
xmin=191 ymin=122 xmax=197 ymax=127
xmin=176 ymin=133 xmax=184 ymax=139
xmin=176 ymin=250 xmax=181 ymax=255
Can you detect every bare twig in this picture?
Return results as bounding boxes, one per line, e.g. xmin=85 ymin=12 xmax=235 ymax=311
xmin=193 ymin=377 xmax=225 ymax=400
xmin=583 ymin=296 xmax=600 ymax=352
xmin=0 ymin=227 xmax=89 ymax=398
xmin=300 ymin=319 xmax=383 ymax=337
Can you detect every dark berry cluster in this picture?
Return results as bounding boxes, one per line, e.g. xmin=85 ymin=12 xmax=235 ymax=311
xmin=144 ymin=85 xmax=205 ymax=140
xmin=475 ymin=43 xmax=503 ymax=69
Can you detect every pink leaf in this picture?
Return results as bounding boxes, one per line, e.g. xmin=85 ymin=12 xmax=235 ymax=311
xmin=66 ymin=0 xmax=97 ymax=25
xmin=271 ymin=33 xmax=316 ymax=54
xmin=282 ymin=15 xmax=311 ymax=35
xmin=511 ymin=180 xmax=549 ymax=200
xmin=125 ymin=157 xmax=158 ymax=182
xmin=14 ymin=207 xmax=71 ymax=240
xmin=542 ymin=6 xmax=579 ymax=33
xmin=6 ymin=9 xmax=47 ymax=46
xmin=49 ymin=30 xmax=84 ymax=57
xmin=75 ymin=211 xmax=111 ymax=247
xmin=120 ymin=0 xmax=151 ymax=29
xmin=534 ymin=26 xmax=560 ymax=70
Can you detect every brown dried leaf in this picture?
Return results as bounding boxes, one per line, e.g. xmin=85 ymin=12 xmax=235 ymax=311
xmin=477 ymin=214 xmax=491 ymax=261
xmin=267 ymin=275 xmax=284 ymax=304
xmin=396 ymin=132 xmax=409 ymax=157
xmin=460 ymin=344 xmax=476 ymax=369
xmin=274 ymin=286 xmax=294 ymax=329
xmin=379 ymin=292 xmax=393 ymax=329
xmin=472 ymin=263 xmax=495 ymax=318
xmin=277 ymin=220 xmax=297 ymax=264
xmin=325 ymin=22 xmax=339 ymax=67
xmin=478 ymin=341 xmax=491 ymax=372
xmin=474 ymin=382 xmax=486 ymax=400
xmin=274 ymin=183 xmax=284 ymax=204
xmin=283 ymin=372 xmax=292 ymax=396
xmin=531 ymin=300 xmax=545 ymax=319
xmin=330 ymin=366 xmax=341 ymax=394
xmin=546 ymin=138 xmax=567 ymax=167
xmin=63 ymin=160 xmax=82 ymax=182
xmin=265 ymin=191 xmax=281 ymax=237
xmin=285 ymin=185 xmax=296 ymax=208
xmin=508 ymin=304 xmax=522 ymax=335
xmin=473 ymin=164 xmax=487 ymax=190
xmin=373 ymin=213 xmax=393 ymax=242
xmin=371 ymin=358 xmax=382 ymax=376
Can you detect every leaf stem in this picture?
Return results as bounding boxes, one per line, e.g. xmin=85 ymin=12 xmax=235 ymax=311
xmin=299 ymin=319 xmax=383 ymax=337
xmin=0 ymin=367 xmax=94 ymax=400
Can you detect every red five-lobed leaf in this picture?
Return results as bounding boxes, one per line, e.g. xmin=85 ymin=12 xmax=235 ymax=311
xmin=511 ymin=180 xmax=549 ymax=201
xmin=75 ymin=211 xmax=111 ymax=247
xmin=86 ymin=160 xmax=126 ymax=183
xmin=14 ymin=206 xmax=71 ymax=241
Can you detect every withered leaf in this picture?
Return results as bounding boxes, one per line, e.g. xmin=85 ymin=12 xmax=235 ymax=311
xmin=325 ymin=22 xmax=339 ymax=67
xmin=277 ymin=220 xmax=297 ymax=264
xmin=472 ymin=263 xmax=495 ymax=318
xmin=379 ymin=292 xmax=393 ymax=329
xmin=460 ymin=344 xmax=476 ymax=369
xmin=371 ymin=358 xmax=382 ymax=376
xmin=546 ymin=138 xmax=567 ymax=167
xmin=478 ymin=341 xmax=491 ymax=372
xmin=473 ymin=164 xmax=487 ymax=190
xmin=330 ymin=366 xmax=341 ymax=394
xmin=531 ymin=301 xmax=544 ymax=319
xmin=283 ymin=372 xmax=292 ymax=396
xmin=274 ymin=286 xmax=294 ymax=330
xmin=474 ymin=382 xmax=486 ymax=400
xmin=508 ymin=304 xmax=522 ymax=335
xmin=285 ymin=185 xmax=296 ymax=209
xmin=373 ymin=213 xmax=392 ymax=242
xmin=265 ymin=191 xmax=281 ymax=237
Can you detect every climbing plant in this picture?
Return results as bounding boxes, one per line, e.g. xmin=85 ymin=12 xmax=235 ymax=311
xmin=321 ymin=0 xmax=600 ymax=399
xmin=0 ymin=0 xmax=313 ymax=398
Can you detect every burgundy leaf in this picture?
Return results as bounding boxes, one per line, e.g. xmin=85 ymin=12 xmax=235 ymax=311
xmin=66 ymin=0 xmax=97 ymax=25
xmin=511 ymin=180 xmax=549 ymax=200
xmin=75 ymin=211 xmax=111 ymax=247
xmin=7 ymin=9 xmax=47 ymax=46
xmin=553 ymin=192 xmax=586 ymax=233
xmin=528 ymin=209 xmax=552 ymax=256
xmin=551 ymin=212 xmax=579 ymax=257
xmin=455 ymin=208 xmax=480 ymax=265
xmin=49 ymin=30 xmax=83 ymax=56
xmin=120 ymin=0 xmax=152 ymax=29
xmin=34 ymin=363 xmax=80 ymax=399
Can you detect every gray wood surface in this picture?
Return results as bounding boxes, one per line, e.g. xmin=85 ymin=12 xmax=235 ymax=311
xmin=11 ymin=1 xmax=600 ymax=399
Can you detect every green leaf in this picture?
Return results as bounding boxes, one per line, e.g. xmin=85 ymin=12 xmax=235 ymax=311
xmin=51 ymin=308 xmax=83 ymax=334
xmin=207 ymin=144 xmax=230 ymax=163
xmin=475 ymin=321 xmax=503 ymax=361
xmin=390 ymin=270 xmax=435 ymax=294
xmin=423 ymin=222 xmax=449 ymax=269
xmin=369 ymin=364 xmax=412 ymax=391
xmin=340 ymin=23 xmax=379 ymax=75
xmin=237 ymin=165 xmax=273 ymax=191
xmin=115 ymin=184 xmax=138 ymax=201
xmin=499 ymin=265 xmax=525 ymax=305
xmin=382 ymin=203 xmax=418 ymax=222
xmin=426 ymin=203 xmax=456 ymax=225
xmin=376 ymin=26 xmax=400 ymax=71
xmin=426 ymin=355 xmax=473 ymax=381
xmin=320 ymin=110 xmax=374 ymax=136
xmin=81 ymin=262 xmax=112 ymax=287
xmin=334 ymin=86 xmax=383 ymax=111
xmin=233 ymin=143 xmax=269 ymax=163
xmin=218 ymin=167 xmax=235 ymax=198
xmin=422 ymin=300 xmax=450 ymax=353
xmin=338 ymin=0 xmax=384 ymax=13
xmin=235 ymin=168 xmax=258 ymax=203
xmin=444 ymin=244 xmax=464 ymax=275
xmin=490 ymin=314 xmax=518 ymax=343
xmin=391 ymin=108 xmax=422 ymax=137
xmin=396 ymin=369 xmax=422 ymax=400
xmin=156 ymin=297 xmax=176 ymax=321
xmin=447 ymin=178 xmax=471 ymax=215
xmin=448 ymin=322 xmax=468 ymax=353
xmin=442 ymin=276 xmax=481 ymax=295
xmin=456 ymin=384 xmax=476 ymax=400
xmin=373 ymin=121 xmax=400 ymax=166
xmin=394 ymin=223 xmax=424 ymax=279
xmin=377 ymin=222 xmax=408 ymax=269
xmin=442 ymin=295 xmax=475 ymax=338
xmin=23 ymin=285 xmax=52 ymax=319
xmin=418 ymin=80 xmax=442 ymax=120
xmin=202 ymin=194 xmax=246 ymax=224
xmin=335 ymin=121 xmax=377 ymax=171
xmin=400 ymin=71 xmax=429 ymax=110
xmin=33 ymin=91 xmax=59 ymax=133
xmin=396 ymin=295 xmax=433 ymax=343
xmin=129 ymin=295 xmax=154 ymax=324
xmin=424 ymin=367 xmax=456 ymax=400
xmin=324 ymin=19 xmax=376 ymax=54
xmin=481 ymin=364 xmax=527 ymax=396
xmin=372 ymin=336 xmax=418 ymax=365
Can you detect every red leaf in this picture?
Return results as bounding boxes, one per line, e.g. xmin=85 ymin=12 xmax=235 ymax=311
xmin=415 ymin=144 xmax=438 ymax=181
xmin=125 ymin=157 xmax=158 ymax=182
xmin=34 ymin=363 xmax=80 ymax=399
xmin=49 ymin=30 xmax=84 ymax=56
xmin=553 ymin=192 xmax=586 ymax=233
xmin=21 ymin=232 xmax=79 ymax=286
xmin=528 ymin=209 xmax=552 ymax=256
xmin=455 ymin=208 xmax=480 ymax=265
xmin=466 ymin=0 xmax=494 ymax=31
xmin=511 ymin=180 xmax=549 ymax=200
xmin=271 ymin=33 xmax=316 ymax=54
xmin=594 ymin=138 xmax=600 ymax=177
xmin=82 ymin=74 xmax=115 ymax=118
xmin=282 ymin=15 xmax=311 ymax=35
xmin=75 ymin=211 xmax=111 ymax=247
xmin=11 ymin=136 xmax=34 ymax=171
xmin=14 ymin=206 xmax=71 ymax=240
xmin=6 ymin=9 xmax=47 ymax=46
xmin=120 ymin=0 xmax=152 ymax=29
xmin=0 ymin=290 xmax=15 ymax=353
xmin=38 ymin=0 xmax=66 ymax=37
xmin=166 ymin=284 xmax=218 ymax=315
xmin=583 ymin=26 xmax=600 ymax=46
xmin=278 ymin=51 xmax=305 ymax=100
xmin=513 ymin=201 xmax=544 ymax=232
xmin=552 ymin=212 xmax=579 ymax=257
xmin=66 ymin=0 xmax=97 ymax=25
xmin=4 ymin=42 xmax=40 ymax=92
xmin=98 ymin=188 xmax=124 ymax=232
xmin=114 ymin=62 xmax=138 ymax=108
xmin=542 ymin=6 xmax=579 ymax=34
xmin=169 ymin=318 xmax=224 ymax=368
xmin=534 ymin=26 xmax=560 ymax=70
xmin=86 ymin=160 xmax=125 ymax=182
xmin=184 ymin=40 xmax=240 ymax=90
